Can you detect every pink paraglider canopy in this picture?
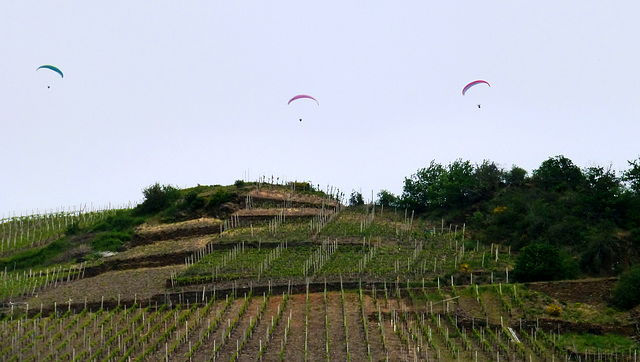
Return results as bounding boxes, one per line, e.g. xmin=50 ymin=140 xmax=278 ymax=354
xmin=462 ymin=80 xmax=490 ymax=95
xmin=287 ymin=94 xmax=319 ymax=105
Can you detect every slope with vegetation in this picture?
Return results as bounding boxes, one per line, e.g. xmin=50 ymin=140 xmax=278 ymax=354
xmin=0 ymin=159 xmax=639 ymax=360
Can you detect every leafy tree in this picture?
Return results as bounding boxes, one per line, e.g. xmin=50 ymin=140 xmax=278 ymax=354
xmin=611 ymin=263 xmax=640 ymax=310
xmin=580 ymin=224 xmax=623 ymax=275
xmin=532 ymin=155 xmax=585 ymax=192
xmin=207 ymin=188 xmax=234 ymax=209
xmin=401 ymin=159 xmax=477 ymax=213
xmin=470 ymin=160 xmax=504 ymax=202
xmin=401 ymin=160 xmax=447 ymax=212
xmin=581 ymin=165 xmax=623 ymax=222
xmin=376 ymin=189 xmax=398 ymax=207
xmin=136 ymin=183 xmax=180 ymax=215
xmin=349 ymin=191 xmax=364 ymax=206
xmin=513 ymin=243 xmax=575 ymax=282
xmin=622 ymin=157 xmax=640 ymax=195
xmin=504 ymin=165 xmax=528 ymax=188
xmin=180 ymin=190 xmax=206 ymax=211
xmin=442 ymin=159 xmax=476 ymax=209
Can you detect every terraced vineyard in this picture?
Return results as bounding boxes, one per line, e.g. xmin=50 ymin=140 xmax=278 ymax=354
xmin=1 ymin=186 xmax=638 ymax=360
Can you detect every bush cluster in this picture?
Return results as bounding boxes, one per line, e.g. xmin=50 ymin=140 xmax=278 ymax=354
xmin=546 ymin=303 xmax=562 ymax=317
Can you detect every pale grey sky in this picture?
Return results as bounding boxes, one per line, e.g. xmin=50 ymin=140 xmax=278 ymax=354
xmin=2 ymin=2 xmax=639 ymax=215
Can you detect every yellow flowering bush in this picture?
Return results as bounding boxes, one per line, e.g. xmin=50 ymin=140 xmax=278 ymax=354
xmin=493 ymin=206 xmax=508 ymax=214
xmin=546 ymin=303 xmax=562 ymax=317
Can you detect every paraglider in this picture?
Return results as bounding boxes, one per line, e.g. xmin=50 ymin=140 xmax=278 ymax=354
xmin=288 ymin=94 xmax=318 ymax=122
xmin=287 ymin=94 xmax=318 ymax=105
xmin=462 ymin=80 xmax=490 ymax=108
xmin=37 ymin=65 xmax=63 ymax=78
xmin=37 ymin=65 xmax=63 ymax=88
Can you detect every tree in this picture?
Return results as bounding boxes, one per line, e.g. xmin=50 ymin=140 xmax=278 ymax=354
xmin=136 ymin=183 xmax=180 ymax=215
xmin=349 ymin=191 xmax=364 ymax=206
xmin=622 ymin=157 xmax=640 ymax=195
xmin=376 ymin=189 xmax=398 ymax=207
xmin=442 ymin=159 xmax=476 ymax=209
xmin=401 ymin=159 xmax=478 ymax=213
xmin=581 ymin=165 xmax=623 ymax=222
xmin=470 ymin=160 xmax=504 ymax=202
xmin=579 ymin=224 xmax=623 ymax=275
xmin=504 ymin=165 xmax=528 ymax=188
xmin=401 ymin=160 xmax=447 ymax=212
xmin=532 ymin=155 xmax=585 ymax=192
xmin=513 ymin=243 xmax=574 ymax=282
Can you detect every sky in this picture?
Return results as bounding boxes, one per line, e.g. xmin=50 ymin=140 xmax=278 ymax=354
xmin=2 ymin=2 xmax=640 ymax=216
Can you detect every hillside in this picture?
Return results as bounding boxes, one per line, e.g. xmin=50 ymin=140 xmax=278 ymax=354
xmin=1 ymin=182 xmax=639 ymax=361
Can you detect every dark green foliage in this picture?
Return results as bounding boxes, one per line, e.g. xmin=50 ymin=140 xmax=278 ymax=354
xmin=398 ymin=155 xmax=640 ymax=275
xmin=179 ymin=190 xmax=206 ymax=211
xmin=0 ymin=238 xmax=68 ymax=270
xmin=513 ymin=243 xmax=577 ymax=282
xmin=580 ymin=224 xmax=624 ymax=274
xmin=401 ymin=159 xmax=502 ymax=215
xmin=65 ymin=222 xmax=81 ymax=236
xmin=582 ymin=166 xmax=623 ymax=218
xmin=349 ymin=191 xmax=364 ymax=206
xmin=91 ymin=211 xmax=145 ymax=232
xmin=234 ymin=179 xmax=245 ymax=188
xmin=611 ymin=263 xmax=640 ymax=310
xmin=89 ymin=210 xmax=143 ymax=253
xmin=401 ymin=160 xmax=448 ymax=213
xmin=91 ymin=232 xmax=131 ymax=252
xmin=532 ymin=155 xmax=585 ymax=192
xmin=206 ymin=188 xmax=234 ymax=209
xmin=622 ymin=157 xmax=640 ymax=195
xmin=135 ymin=183 xmax=180 ymax=215
xmin=376 ymin=189 xmax=398 ymax=207
xmin=471 ymin=160 xmax=504 ymax=201
xmin=504 ymin=166 xmax=528 ymax=187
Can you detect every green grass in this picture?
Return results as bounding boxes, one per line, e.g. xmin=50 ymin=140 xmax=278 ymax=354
xmin=0 ymin=238 xmax=69 ymax=270
xmin=555 ymin=333 xmax=639 ymax=353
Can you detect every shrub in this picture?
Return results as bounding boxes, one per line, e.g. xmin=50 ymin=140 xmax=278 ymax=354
xmin=65 ymin=222 xmax=81 ymax=235
xmin=179 ymin=190 xmax=206 ymax=212
xmin=513 ymin=243 xmax=576 ymax=282
xmin=611 ymin=264 xmax=640 ymax=310
xmin=349 ymin=191 xmax=364 ymax=206
xmin=91 ymin=232 xmax=131 ymax=252
xmin=207 ymin=189 xmax=234 ymax=209
xmin=136 ymin=183 xmax=180 ymax=215
xmin=91 ymin=211 xmax=145 ymax=232
xmin=546 ymin=303 xmax=562 ymax=317
xmin=377 ymin=190 xmax=398 ymax=207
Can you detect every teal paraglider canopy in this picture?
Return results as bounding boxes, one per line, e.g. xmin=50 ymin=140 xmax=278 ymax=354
xmin=37 ymin=65 xmax=64 ymax=78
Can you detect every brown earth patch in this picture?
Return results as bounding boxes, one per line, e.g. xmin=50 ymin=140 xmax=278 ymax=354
xmin=235 ymin=207 xmax=330 ymax=217
xmin=133 ymin=218 xmax=223 ymax=243
xmin=26 ymin=265 xmax=184 ymax=309
xmin=248 ymin=189 xmax=339 ymax=207
xmin=526 ymin=277 xmax=618 ymax=305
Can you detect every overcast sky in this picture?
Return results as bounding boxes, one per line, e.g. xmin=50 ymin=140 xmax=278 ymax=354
xmin=2 ymin=2 xmax=639 ymax=216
